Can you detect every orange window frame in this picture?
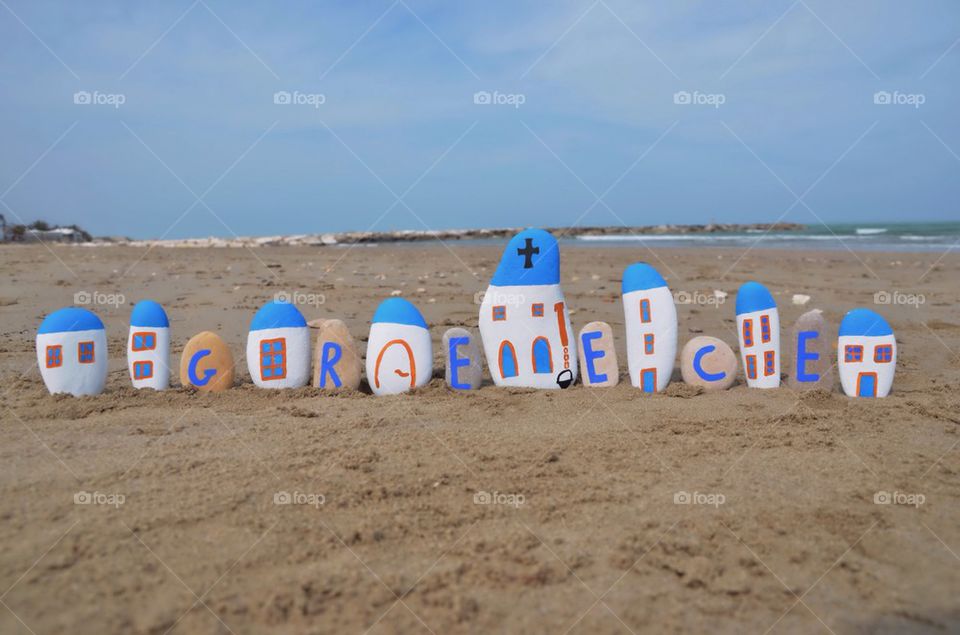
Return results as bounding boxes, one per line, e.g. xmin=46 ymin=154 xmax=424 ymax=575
xmin=644 ymin=333 xmax=654 ymax=355
xmin=133 ymin=360 xmax=154 ymax=380
xmin=760 ymin=315 xmax=771 ymax=343
xmin=531 ymin=303 xmax=544 ymax=317
xmin=78 ymin=341 xmax=95 ymax=364
xmin=746 ymin=354 xmax=757 ymax=379
xmin=131 ymin=331 xmax=156 ymax=352
xmin=874 ymin=344 xmax=893 ymax=363
xmin=259 ymin=337 xmax=287 ymax=381
xmin=45 ymin=344 xmax=62 ymax=368
xmin=763 ymin=350 xmax=776 ymax=376
xmin=742 ymin=319 xmax=754 ymax=347
xmin=844 ymin=344 xmax=863 ymax=363
xmin=492 ymin=305 xmax=506 ymax=321
xmin=639 ymin=299 xmax=651 ymax=323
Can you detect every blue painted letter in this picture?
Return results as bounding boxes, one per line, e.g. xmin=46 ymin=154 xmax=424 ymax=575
xmin=319 ymin=342 xmax=343 ymax=388
xmin=448 ymin=337 xmax=470 ymax=390
xmin=693 ymin=345 xmax=725 ymax=382
xmin=796 ymin=330 xmax=819 ymax=382
xmin=581 ymin=331 xmax=607 ymax=384
xmin=188 ymin=349 xmax=216 ymax=386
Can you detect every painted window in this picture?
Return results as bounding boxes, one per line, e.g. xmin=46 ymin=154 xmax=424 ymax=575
xmin=532 ymin=337 xmax=552 ymax=374
xmin=844 ymin=345 xmax=863 ymax=363
xmin=639 ymin=299 xmax=651 ymax=323
xmin=742 ymin=319 xmax=754 ymax=347
xmin=132 ymin=331 xmax=156 ymax=351
xmin=492 ymin=305 xmax=506 ymax=321
xmin=760 ymin=315 xmax=771 ymax=343
xmin=260 ymin=338 xmax=287 ymax=381
xmin=763 ymin=350 xmax=775 ymax=376
xmin=498 ymin=341 xmax=518 ymax=378
xmin=133 ymin=360 xmax=153 ymax=380
xmin=45 ymin=345 xmax=62 ymax=368
xmin=874 ymin=344 xmax=893 ymax=363
xmin=78 ymin=341 xmax=95 ymax=364
xmin=531 ymin=303 xmax=544 ymax=317
xmin=746 ymin=354 xmax=757 ymax=379
xmin=644 ymin=333 xmax=654 ymax=355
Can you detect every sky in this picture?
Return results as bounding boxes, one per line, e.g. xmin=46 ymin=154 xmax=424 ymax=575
xmin=0 ymin=0 xmax=958 ymax=239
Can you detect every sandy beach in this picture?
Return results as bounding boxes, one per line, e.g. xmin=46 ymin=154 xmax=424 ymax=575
xmin=1 ymin=242 xmax=958 ymax=634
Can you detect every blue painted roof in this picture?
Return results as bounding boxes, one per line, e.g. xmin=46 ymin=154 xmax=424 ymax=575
xmin=735 ymin=281 xmax=776 ymax=315
xmin=839 ymin=308 xmax=893 ymax=337
xmin=491 ymin=228 xmax=560 ymax=286
xmin=622 ymin=262 xmax=668 ymax=293
xmin=250 ymin=301 xmax=307 ymax=331
xmin=38 ymin=307 xmax=104 ymax=334
xmin=372 ymin=297 xmax=428 ymax=328
xmin=130 ymin=300 xmax=169 ymax=327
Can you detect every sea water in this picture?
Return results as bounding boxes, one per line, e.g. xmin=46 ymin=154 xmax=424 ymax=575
xmin=573 ymin=222 xmax=960 ymax=253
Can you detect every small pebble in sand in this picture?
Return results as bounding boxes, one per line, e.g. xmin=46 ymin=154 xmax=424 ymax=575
xmin=417 ymin=287 xmax=426 ymax=293
xmin=428 ymin=298 xmax=436 ymax=303
xmin=714 ymin=290 xmax=728 ymax=302
xmin=390 ymin=289 xmax=402 ymax=296
xmin=792 ymin=294 xmax=811 ymax=305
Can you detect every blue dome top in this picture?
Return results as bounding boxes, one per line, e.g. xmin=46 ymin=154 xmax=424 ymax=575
xmin=372 ymin=297 xmax=427 ymax=328
xmin=622 ymin=262 xmax=668 ymax=293
xmin=130 ymin=300 xmax=169 ymax=327
xmin=250 ymin=301 xmax=307 ymax=331
xmin=491 ymin=228 xmax=560 ymax=287
xmin=38 ymin=307 xmax=104 ymax=334
xmin=839 ymin=308 xmax=893 ymax=337
xmin=735 ymin=281 xmax=776 ymax=315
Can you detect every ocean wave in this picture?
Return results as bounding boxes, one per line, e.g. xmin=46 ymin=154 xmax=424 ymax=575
xmin=856 ymin=227 xmax=888 ymax=235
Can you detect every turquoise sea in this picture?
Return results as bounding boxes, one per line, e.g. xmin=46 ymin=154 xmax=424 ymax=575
xmin=572 ymin=222 xmax=960 ymax=253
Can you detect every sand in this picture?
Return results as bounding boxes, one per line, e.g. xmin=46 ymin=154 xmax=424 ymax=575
xmin=1 ymin=242 xmax=958 ymax=634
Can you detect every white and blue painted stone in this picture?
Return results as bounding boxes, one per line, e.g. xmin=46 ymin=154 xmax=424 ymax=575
xmin=245 ymin=301 xmax=311 ymax=389
xmin=478 ymin=228 xmax=578 ymax=389
xmin=127 ymin=300 xmax=170 ymax=390
xmin=621 ymin=263 xmax=676 ymax=392
xmin=37 ymin=307 xmax=108 ymax=396
xmin=735 ymin=281 xmax=780 ymax=388
xmin=366 ymin=297 xmax=432 ymax=396
xmin=838 ymin=308 xmax=896 ymax=398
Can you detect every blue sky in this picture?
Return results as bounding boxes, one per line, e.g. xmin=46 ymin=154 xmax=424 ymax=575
xmin=1 ymin=0 xmax=958 ymax=239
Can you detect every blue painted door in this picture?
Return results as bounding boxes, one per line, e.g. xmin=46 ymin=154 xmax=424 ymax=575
xmin=532 ymin=338 xmax=552 ymax=374
xmin=857 ymin=373 xmax=876 ymax=398
xmin=641 ymin=368 xmax=657 ymax=393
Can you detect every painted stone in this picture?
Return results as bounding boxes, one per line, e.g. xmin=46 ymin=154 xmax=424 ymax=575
xmin=735 ymin=281 xmax=780 ymax=388
xmin=443 ymin=327 xmax=483 ymax=390
xmin=246 ymin=301 xmax=311 ymax=389
xmin=680 ymin=336 xmax=737 ymax=391
xmin=622 ymin=263 xmax=677 ymax=392
xmin=179 ymin=331 xmax=234 ymax=391
xmin=478 ymin=228 xmax=578 ymax=389
xmin=788 ymin=309 xmax=835 ymax=391
xmin=838 ymin=308 xmax=896 ymax=398
xmin=127 ymin=300 xmax=170 ymax=390
xmin=366 ymin=297 xmax=432 ymax=396
xmin=37 ymin=307 xmax=108 ymax=396
xmin=578 ymin=322 xmax=619 ymax=387
xmin=313 ymin=319 xmax=362 ymax=391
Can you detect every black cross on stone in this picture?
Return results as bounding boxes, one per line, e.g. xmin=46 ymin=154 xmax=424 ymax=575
xmin=517 ymin=238 xmax=539 ymax=269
